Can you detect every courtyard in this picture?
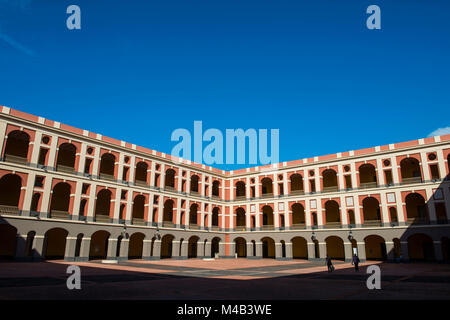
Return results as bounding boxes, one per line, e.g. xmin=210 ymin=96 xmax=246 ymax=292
xmin=0 ymin=259 xmax=449 ymax=300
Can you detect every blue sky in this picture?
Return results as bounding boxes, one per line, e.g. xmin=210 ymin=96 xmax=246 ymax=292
xmin=0 ymin=0 xmax=449 ymax=170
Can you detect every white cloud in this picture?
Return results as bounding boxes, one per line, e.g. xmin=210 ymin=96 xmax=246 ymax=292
xmin=427 ymin=127 xmax=450 ymax=137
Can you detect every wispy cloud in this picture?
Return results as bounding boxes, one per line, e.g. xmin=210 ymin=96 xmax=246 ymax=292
xmin=0 ymin=30 xmax=36 ymax=57
xmin=0 ymin=0 xmax=35 ymax=56
xmin=427 ymin=127 xmax=450 ymax=137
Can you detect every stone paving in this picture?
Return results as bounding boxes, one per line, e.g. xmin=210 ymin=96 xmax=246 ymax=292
xmin=0 ymin=258 xmax=449 ymax=299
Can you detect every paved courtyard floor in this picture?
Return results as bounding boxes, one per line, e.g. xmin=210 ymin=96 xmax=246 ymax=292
xmin=0 ymin=258 xmax=449 ymax=299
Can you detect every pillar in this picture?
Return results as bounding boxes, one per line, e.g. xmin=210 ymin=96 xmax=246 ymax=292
xmin=318 ymin=242 xmax=327 ymax=259
xmin=64 ymin=236 xmax=77 ymax=262
xmin=385 ymin=241 xmax=395 ymax=261
xmin=307 ymin=242 xmax=316 ymax=260
xmin=285 ymin=242 xmax=293 ymax=260
xmin=14 ymin=234 xmax=27 ymax=261
xmin=255 ymin=241 xmax=263 ymax=259
xmin=275 ymin=242 xmax=283 ymax=260
xmin=32 ymin=235 xmax=45 ymax=261
xmin=106 ymin=238 xmax=118 ymax=260
xmin=434 ymin=241 xmax=444 ymax=262
xmin=118 ymin=238 xmax=129 ymax=261
xmin=78 ymin=237 xmax=91 ymax=262
xmin=344 ymin=242 xmax=353 ymax=262
xmin=356 ymin=241 xmax=366 ymax=261
xmin=204 ymin=241 xmax=211 ymax=258
xmin=153 ymin=239 xmax=161 ymax=259
xmin=142 ymin=239 xmax=153 ymax=260
xmin=400 ymin=241 xmax=409 ymax=261
xmin=198 ymin=241 xmax=206 ymax=258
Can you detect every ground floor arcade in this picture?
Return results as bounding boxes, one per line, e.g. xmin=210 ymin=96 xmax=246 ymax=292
xmin=1 ymin=217 xmax=449 ymax=263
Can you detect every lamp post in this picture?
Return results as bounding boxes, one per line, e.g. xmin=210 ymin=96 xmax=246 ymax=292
xmin=311 ymin=231 xmax=316 ymax=242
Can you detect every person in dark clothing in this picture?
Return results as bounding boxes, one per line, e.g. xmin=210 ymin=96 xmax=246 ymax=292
xmin=326 ymin=255 xmax=333 ymax=272
xmin=352 ymin=254 xmax=360 ymax=271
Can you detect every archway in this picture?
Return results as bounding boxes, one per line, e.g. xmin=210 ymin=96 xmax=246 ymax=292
xmin=132 ymin=195 xmax=145 ymax=225
xmin=56 ymin=143 xmax=76 ymax=172
xmin=99 ymin=153 xmax=115 ymax=179
xmin=163 ymin=199 xmax=174 ymax=224
xmin=262 ymin=205 xmax=274 ymax=229
xmin=323 ymin=169 xmax=338 ymax=191
xmin=189 ymin=204 xmax=198 ymax=227
xmin=49 ymin=182 xmax=71 ymax=218
xmin=212 ymin=207 xmax=219 ymax=228
xmin=291 ymin=236 xmax=308 ymax=259
xmin=0 ymin=224 xmax=17 ymax=259
xmin=236 ymin=208 xmax=246 ymax=230
xmin=235 ymin=181 xmax=246 ymax=197
xmin=211 ymin=237 xmax=220 ymax=258
xmin=362 ymin=197 xmax=381 ymax=224
xmin=359 ymin=164 xmax=377 ymax=187
xmin=290 ymin=174 xmax=303 ymax=193
xmin=325 ymin=236 xmax=344 ymax=260
xmin=161 ymin=234 xmax=174 ymax=258
xmin=364 ymin=235 xmax=386 ymax=260
xmin=44 ymin=228 xmax=68 ymax=260
xmin=89 ymin=230 xmax=110 ymax=260
xmin=165 ymin=169 xmax=175 ymax=188
xmin=95 ymin=189 xmax=112 ymax=221
xmin=0 ymin=174 xmax=22 ymax=213
xmin=3 ymin=130 xmax=29 ymax=163
xmin=405 ymin=193 xmax=429 ymax=223
xmin=400 ymin=158 xmax=422 ymax=182
xmin=135 ymin=161 xmax=148 ymax=185
xmin=408 ymin=234 xmax=435 ymax=261
xmin=262 ymin=237 xmax=275 ymax=258
xmin=190 ymin=175 xmax=199 ymax=193
xmin=234 ymin=237 xmax=247 ymax=257
xmin=325 ymin=200 xmax=341 ymax=227
xmin=292 ymin=203 xmax=305 ymax=228
xmin=188 ymin=236 xmax=199 ymax=258
xmin=128 ymin=233 xmax=144 ymax=259
xmin=261 ymin=178 xmax=273 ymax=195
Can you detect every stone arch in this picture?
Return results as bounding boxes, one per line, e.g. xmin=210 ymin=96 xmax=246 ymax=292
xmin=95 ymin=189 xmax=112 ymax=221
xmin=325 ymin=236 xmax=344 ymax=260
xmin=290 ymin=174 xmax=303 ymax=192
xmin=235 ymin=181 xmax=246 ymax=197
xmin=128 ymin=232 xmax=145 ymax=259
xmin=364 ymin=235 xmax=387 ymax=260
xmin=0 ymin=224 xmax=17 ymax=259
xmin=161 ymin=234 xmax=174 ymax=258
xmin=0 ymin=174 xmax=22 ymax=211
xmin=165 ymin=168 xmax=175 ymax=188
xmin=323 ymin=169 xmax=338 ymax=190
xmin=262 ymin=237 xmax=275 ymax=258
xmin=292 ymin=203 xmax=305 ymax=228
xmin=400 ymin=157 xmax=422 ymax=182
xmin=3 ymin=130 xmax=30 ymax=162
xmin=188 ymin=235 xmax=199 ymax=258
xmin=236 ymin=207 xmax=246 ymax=229
xmin=362 ymin=197 xmax=381 ymax=223
xmin=359 ymin=163 xmax=377 ymax=186
xmin=56 ymin=143 xmax=77 ymax=171
xmin=291 ymin=236 xmax=307 ymax=259
xmin=405 ymin=193 xmax=429 ymax=223
xmin=408 ymin=233 xmax=435 ymax=261
xmin=234 ymin=237 xmax=247 ymax=257
xmin=89 ymin=230 xmax=110 ymax=260
xmin=44 ymin=228 xmax=68 ymax=260
xmin=261 ymin=178 xmax=273 ymax=195
xmin=135 ymin=161 xmax=148 ymax=184
xmin=49 ymin=182 xmax=71 ymax=218
xmin=99 ymin=153 xmax=115 ymax=178
xmin=324 ymin=200 xmax=341 ymax=226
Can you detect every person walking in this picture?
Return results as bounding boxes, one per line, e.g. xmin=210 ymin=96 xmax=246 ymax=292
xmin=326 ymin=255 xmax=334 ymax=272
xmin=352 ymin=254 xmax=360 ymax=271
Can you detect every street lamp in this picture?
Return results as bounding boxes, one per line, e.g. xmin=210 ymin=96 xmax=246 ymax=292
xmin=311 ymin=231 xmax=316 ymax=241
xmin=348 ymin=230 xmax=353 ymax=241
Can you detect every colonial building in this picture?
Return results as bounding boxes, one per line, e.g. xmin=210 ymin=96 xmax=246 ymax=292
xmin=0 ymin=106 xmax=449 ymax=262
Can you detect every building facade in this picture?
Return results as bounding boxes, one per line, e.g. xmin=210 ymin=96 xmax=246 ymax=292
xmin=0 ymin=106 xmax=449 ymax=263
